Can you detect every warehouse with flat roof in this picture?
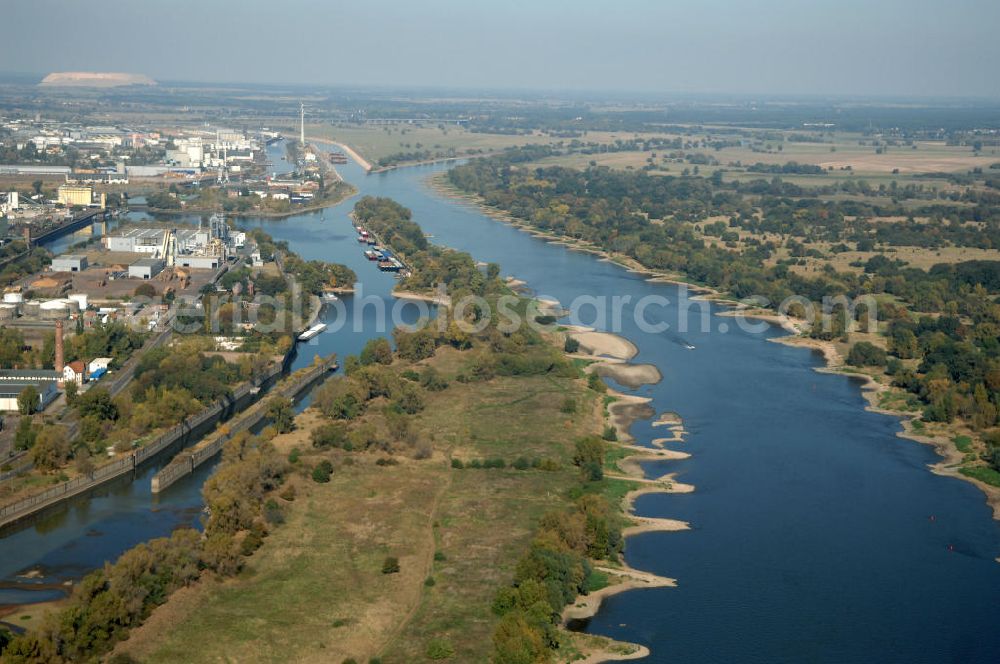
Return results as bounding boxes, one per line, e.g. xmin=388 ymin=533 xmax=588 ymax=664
xmin=0 ymin=381 xmax=58 ymax=412
xmin=50 ymin=254 xmax=88 ymax=272
xmin=129 ymin=257 xmax=166 ymax=279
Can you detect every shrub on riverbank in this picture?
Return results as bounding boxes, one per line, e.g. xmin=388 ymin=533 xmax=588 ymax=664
xmin=847 ymin=341 xmax=887 ymax=367
xmin=490 ymin=439 xmax=623 ymax=662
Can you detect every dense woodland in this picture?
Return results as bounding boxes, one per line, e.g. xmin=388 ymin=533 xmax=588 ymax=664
xmin=449 ymin=148 xmax=1000 ymax=480
xmin=354 ymin=196 xmax=488 ymax=298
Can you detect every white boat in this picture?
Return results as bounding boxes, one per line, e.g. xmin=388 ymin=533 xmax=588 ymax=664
xmin=321 ymin=291 xmax=339 ymax=302
xmin=298 ymin=322 xmax=327 ymax=341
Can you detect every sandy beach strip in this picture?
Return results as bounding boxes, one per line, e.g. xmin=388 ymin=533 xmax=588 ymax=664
xmin=651 ymin=411 xmax=682 ymax=426
xmin=606 ymin=391 xmax=655 ymax=443
xmin=592 ymin=362 xmax=662 ymax=389
xmin=570 ymin=330 xmax=639 ymax=361
xmin=623 ymin=516 xmax=691 ymax=536
xmin=651 ymin=432 xmax=686 ymax=447
xmin=618 ymin=447 xmax=690 ymax=476
xmin=391 ymin=289 xmax=452 ymax=307
xmin=562 ymin=563 xmax=677 ymax=624
xmin=536 ymin=297 xmax=569 ymax=317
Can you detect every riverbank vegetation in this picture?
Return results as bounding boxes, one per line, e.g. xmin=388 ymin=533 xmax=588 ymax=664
xmin=0 ymin=242 xmax=51 ymax=288
xmin=1 ymin=431 xmax=288 ymax=663
xmin=447 ymin=147 xmax=1000 ymax=488
xmin=25 ymin=199 xmax=650 ymax=663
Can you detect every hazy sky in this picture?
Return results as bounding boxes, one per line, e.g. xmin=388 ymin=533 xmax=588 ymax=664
xmin=5 ymin=0 xmax=999 ymax=98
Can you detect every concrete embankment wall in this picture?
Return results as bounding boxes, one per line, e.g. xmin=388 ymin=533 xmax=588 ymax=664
xmin=151 ymin=355 xmax=336 ymax=493
xmin=0 ymin=362 xmax=284 ymax=532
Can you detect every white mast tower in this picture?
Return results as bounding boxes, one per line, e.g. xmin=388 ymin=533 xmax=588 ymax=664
xmin=300 ymin=102 xmax=305 ymax=147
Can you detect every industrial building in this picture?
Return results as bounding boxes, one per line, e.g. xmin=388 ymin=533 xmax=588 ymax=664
xmin=0 ymin=164 xmax=71 ymax=176
xmin=0 ymin=191 xmax=18 ymax=215
xmin=57 ymin=184 xmax=106 ymax=208
xmin=104 ymin=216 xmax=244 ymax=267
xmin=176 ymin=255 xmax=221 ymax=269
xmin=51 ymin=254 xmax=88 ymax=272
xmin=0 ymin=369 xmax=61 ymax=384
xmin=88 ymin=357 xmax=112 ymax=374
xmin=129 ymin=257 xmax=166 ymax=280
xmin=69 ymin=171 xmax=129 ymax=185
xmin=107 ymin=227 xmax=201 ymax=254
xmin=0 ymin=381 xmax=58 ymax=412
xmin=0 ymin=368 xmax=62 ymax=412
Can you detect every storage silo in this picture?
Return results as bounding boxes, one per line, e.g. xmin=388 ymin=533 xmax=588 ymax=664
xmin=39 ymin=299 xmax=69 ymax=320
xmin=68 ymin=293 xmax=88 ymax=310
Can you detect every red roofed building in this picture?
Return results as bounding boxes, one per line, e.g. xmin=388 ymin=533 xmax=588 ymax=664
xmin=62 ymin=360 xmax=87 ymax=386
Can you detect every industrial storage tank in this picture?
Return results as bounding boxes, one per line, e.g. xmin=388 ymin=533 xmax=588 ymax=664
xmin=0 ymin=304 xmax=16 ymax=321
xmin=23 ymin=300 xmax=41 ymax=317
xmin=68 ymin=293 xmax=88 ymax=310
xmin=39 ymin=299 xmax=69 ymax=320
xmin=2 ymin=292 xmax=23 ymax=304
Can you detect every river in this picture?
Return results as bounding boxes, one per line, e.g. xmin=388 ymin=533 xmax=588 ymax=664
xmin=8 ymin=147 xmax=1000 ymax=662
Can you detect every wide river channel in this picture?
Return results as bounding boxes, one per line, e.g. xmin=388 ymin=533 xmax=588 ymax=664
xmin=6 ymin=143 xmax=1000 ymax=662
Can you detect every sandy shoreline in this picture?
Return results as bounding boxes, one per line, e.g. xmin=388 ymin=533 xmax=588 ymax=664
xmin=755 ymin=314 xmax=1000 ymax=520
xmin=428 ymin=172 xmax=1000 ymax=662
xmin=442 ymin=162 xmax=1000 ymax=520
xmin=593 ymin=362 xmax=662 ymax=389
xmin=605 ymin=391 xmax=655 ymax=443
xmin=391 ymin=289 xmax=452 ymax=307
xmin=318 ymin=139 xmax=373 ymax=172
xmin=560 ymin=436 xmax=693 ymax=661
xmin=570 ymin=330 xmax=638 ymax=361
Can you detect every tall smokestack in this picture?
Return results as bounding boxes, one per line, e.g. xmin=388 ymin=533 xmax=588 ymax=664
xmin=55 ymin=320 xmax=65 ymax=386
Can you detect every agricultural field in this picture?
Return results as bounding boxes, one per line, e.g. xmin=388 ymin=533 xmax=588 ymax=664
xmin=309 ymin=123 xmax=558 ymax=166
xmin=527 ymin=129 xmax=997 ymax=192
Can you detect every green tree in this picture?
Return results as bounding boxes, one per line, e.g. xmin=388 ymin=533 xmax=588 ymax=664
xmin=312 ymin=460 xmax=333 ymax=483
xmin=847 ymin=341 xmax=887 ymax=367
xmin=573 ymin=437 xmax=606 ymax=469
xmin=134 ymin=283 xmax=157 ymax=298
xmin=393 ymin=328 xmax=437 ymax=361
xmin=360 ymin=338 xmax=393 ymax=366
xmin=266 ymin=397 xmax=295 ymax=434
xmin=64 ymin=381 xmax=78 ymax=405
xmin=14 ymin=416 xmax=36 ymax=451
xmin=311 ymin=422 xmax=349 ymax=449
xmin=74 ymin=387 xmax=118 ymax=421
xmin=30 ymin=425 xmax=70 ymax=471
xmin=17 ymin=385 xmax=38 ymax=415
xmin=492 ymin=611 xmax=548 ymax=664
xmin=74 ymin=448 xmax=95 ymax=476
